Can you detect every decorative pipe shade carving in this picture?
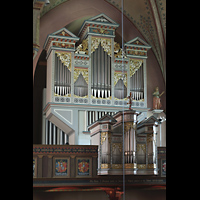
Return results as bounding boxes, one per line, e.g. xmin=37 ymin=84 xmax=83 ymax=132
xmin=91 ymin=37 xmax=112 ymax=56
xmin=74 ymin=68 xmax=88 ymax=84
xmin=74 ymin=71 xmax=88 ymax=97
xmin=55 ymin=51 xmax=71 ymax=71
xmin=129 ymin=59 xmax=143 ymax=77
xmin=114 ymin=71 xmax=127 ymax=87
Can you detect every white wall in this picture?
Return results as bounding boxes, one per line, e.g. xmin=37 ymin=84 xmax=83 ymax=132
xmin=78 ymin=110 xmax=90 ymax=145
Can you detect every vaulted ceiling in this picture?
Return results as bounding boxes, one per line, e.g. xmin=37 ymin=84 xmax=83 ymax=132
xmin=38 ymin=0 xmax=166 ymax=83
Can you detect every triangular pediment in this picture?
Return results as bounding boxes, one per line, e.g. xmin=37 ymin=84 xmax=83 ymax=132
xmin=98 ymin=114 xmax=117 ymax=123
xmin=51 ymin=27 xmax=79 ymax=39
xmin=137 ymin=115 xmax=159 ymax=127
xmin=144 ymin=116 xmax=159 ymax=124
xmin=88 ymin=13 xmax=118 ymax=25
xmin=126 ymin=37 xmax=151 ymax=47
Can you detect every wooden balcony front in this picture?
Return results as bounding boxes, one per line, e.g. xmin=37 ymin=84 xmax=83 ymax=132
xmin=33 ymin=145 xmax=98 ymax=179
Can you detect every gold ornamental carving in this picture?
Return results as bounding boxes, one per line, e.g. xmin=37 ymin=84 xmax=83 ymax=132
xmin=112 ymin=164 xmax=122 ymax=169
xmin=124 ymin=122 xmax=134 ymax=132
xmin=91 ymin=37 xmax=111 ymax=56
xmin=55 ymin=51 xmax=71 ymax=71
xmin=73 ymin=68 xmax=89 ymax=84
xmin=114 ymin=71 xmax=127 ymax=87
xmin=125 ymin=163 xmax=137 ymax=169
xmin=75 ymin=39 xmax=88 ymax=55
xmin=101 ymin=164 xmax=111 ymax=169
xmin=101 ymin=132 xmax=111 ymax=145
xmin=137 ymin=164 xmax=146 ymax=169
xmin=114 ymin=42 xmax=124 ymax=58
xmin=147 ymin=164 xmax=156 ymax=169
xmin=112 ymin=143 xmax=122 ymax=153
xmin=137 ymin=144 xmax=146 ymax=152
xmin=129 ymin=59 xmax=143 ymax=77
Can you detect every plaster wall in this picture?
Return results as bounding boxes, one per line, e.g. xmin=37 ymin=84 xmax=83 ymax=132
xmin=78 ymin=110 xmax=90 ymax=145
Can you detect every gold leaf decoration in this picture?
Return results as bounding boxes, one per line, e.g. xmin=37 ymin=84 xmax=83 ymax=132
xmin=55 ymin=51 xmax=71 ymax=71
xmin=114 ymin=71 xmax=127 ymax=87
xmin=129 ymin=59 xmax=143 ymax=77
xmin=74 ymin=68 xmax=88 ymax=84
xmin=91 ymin=37 xmax=112 ymax=56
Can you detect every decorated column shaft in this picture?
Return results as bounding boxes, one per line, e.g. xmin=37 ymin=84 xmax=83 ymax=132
xmin=124 ymin=112 xmax=138 ymax=170
xmin=100 ymin=131 xmax=111 ymax=169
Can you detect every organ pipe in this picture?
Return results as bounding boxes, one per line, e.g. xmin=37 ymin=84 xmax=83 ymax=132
xmin=54 ymin=54 xmax=71 ymax=96
xmin=130 ymin=64 xmax=144 ymax=100
xmin=53 ymin=124 xmax=56 ymax=145
xmin=91 ymin=44 xmax=111 ymax=98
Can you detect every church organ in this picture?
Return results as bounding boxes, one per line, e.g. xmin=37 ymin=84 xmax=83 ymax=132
xmin=43 ymin=14 xmax=152 ymax=146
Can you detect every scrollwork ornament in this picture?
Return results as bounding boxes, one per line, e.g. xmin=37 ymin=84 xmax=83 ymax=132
xmin=129 ymin=59 xmax=143 ymax=77
xmin=91 ymin=37 xmax=111 ymax=56
xmin=74 ymin=68 xmax=88 ymax=84
xmin=55 ymin=51 xmax=71 ymax=71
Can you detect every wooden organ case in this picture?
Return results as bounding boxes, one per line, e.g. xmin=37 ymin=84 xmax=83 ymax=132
xmin=43 ymin=14 xmax=151 ymax=146
xmin=88 ymin=111 xmax=159 ymax=175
